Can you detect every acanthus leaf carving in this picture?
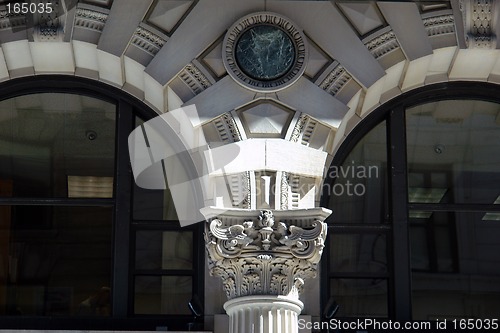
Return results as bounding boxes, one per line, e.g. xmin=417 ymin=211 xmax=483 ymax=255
xmin=289 ymin=114 xmax=308 ymax=143
xmin=132 ymin=26 xmax=167 ymax=56
xmin=179 ymin=63 xmax=212 ymax=95
xmin=205 ymin=209 xmax=328 ymax=300
xmin=423 ymin=14 xmax=455 ymax=37
xmin=319 ymin=64 xmax=352 ymax=96
xmin=74 ymin=7 xmax=108 ymax=33
xmin=364 ymin=30 xmax=399 ymax=59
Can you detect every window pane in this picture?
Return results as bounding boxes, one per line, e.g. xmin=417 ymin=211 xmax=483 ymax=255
xmin=410 ymin=226 xmax=431 ymax=271
xmin=330 ymin=278 xmax=388 ymax=318
xmin=326 ymin=121 xmax=388 ymax=224
xmin=134 ymin=276 xmax=192 ymax=315
xmin=411 ymin=211 xmax=500 ymax=319
xmin=0 ymin=206 xmax=112 ymax=316
xmin=410 ymin=211 xmax=456 ymax=273
xmin=135 ymin=231 xmax=193 ymax=270
xmin=0 ymin=94 xmax=116 ymax=198
xmin=329 ymin=233 xmax=387 ymax=274
xmin=407 ymin=100 xmax=500 ymax=204
xmin=133 ymin=185 xmax=178 ymax=221
xmin=131 ymin=117 xmax=183 ymax=221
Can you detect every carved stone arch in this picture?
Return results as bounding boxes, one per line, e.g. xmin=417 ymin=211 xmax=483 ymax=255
xmin=327 ymin=45 xmax=500 ymax=187
xmin=321 ymin=79 xmax=500 ymax=207
xmin=0 ymin=38 xmax=171 ymax=115
xmin=0 ymin=74 xmax=205 ymax=219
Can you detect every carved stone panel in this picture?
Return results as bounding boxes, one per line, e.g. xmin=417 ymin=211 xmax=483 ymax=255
xmin=461 ymin=0 xmax=497 ymax=48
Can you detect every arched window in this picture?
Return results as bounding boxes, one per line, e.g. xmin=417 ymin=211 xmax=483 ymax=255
xmin=323 ymin=82 xmax=500 ymax=322
xmin=0 ymin=77 xmax=203 ymax=330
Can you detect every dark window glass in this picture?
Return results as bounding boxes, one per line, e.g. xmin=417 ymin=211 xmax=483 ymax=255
xmin=329 ymin=278 xmax=388 ymax=318
xmin=135 ymin=231 xmax=193 ymax=270
xmin=132 ymin=117 xmax=179 ymax=221
xmin=133 ymin=185 xmax=178 ymax=221
xmin=134 ymin=276 xmax=192 ymax=315
xmin=0 ymin=94 xmax=116 ymax=198
xmin=411 ymin=211 xmax=500 ymax=320
xmin=326 ymin=121 xmax=387 ymax=224
xmin=0 ymin=89 xmax=201 ymax=330
xmin=410 ymin=211 xmax=456 ymax=273
xmin=0 ymin=206 xmax=112 ymax=316
xmin=409 ymin=225 xmax=431 ymax=271
xmin=327 ymin=95 xmax=500 ymax=322
xmin=326 ymin=121 xmax=389 ymax=319
xmin=130 ymin=117 xmax=196 ymax=317
xmin=329 ymin=233 xmax=387 ymax=274
xmin=407 ymin=100 xmax=500 ymax=204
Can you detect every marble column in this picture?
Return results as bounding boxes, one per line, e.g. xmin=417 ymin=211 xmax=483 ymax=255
xmin=203 ymin=208 xmax=331 ymax=333
xmin=224 ymin=295 xmax=303 ymax=333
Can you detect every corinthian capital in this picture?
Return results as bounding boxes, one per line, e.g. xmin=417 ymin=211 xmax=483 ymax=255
xmin=202 ymin=208 xmax=331 ymax=300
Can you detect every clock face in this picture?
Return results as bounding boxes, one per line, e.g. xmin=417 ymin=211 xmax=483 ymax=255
xmin=223 ymin=12 xmax=308 ymax=92
xmin=235 ymin=25 xmax=295 ymax=81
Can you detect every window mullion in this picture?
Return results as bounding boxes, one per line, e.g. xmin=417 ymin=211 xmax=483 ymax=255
xmin=408 ymin=203 xmax=500 ymax=212
xmin=388 ymin=106 xmax=412 ymax=321
xmin=112 ymin=100 xmax=134 ymax=318
xmin=0 ymin=198 xmax=114 ymax=206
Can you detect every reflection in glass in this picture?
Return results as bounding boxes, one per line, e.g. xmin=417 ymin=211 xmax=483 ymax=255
xmin=326 ymin=121 xmax=387 ymax=224
xmin=0 ymin=206 xmax=112 ymax=316
xmin=410 ymin=211 xmax=455 ymax=273
xmin=135 ymin=231 xmax=193 ymax=270
xmin=483 ymin=195 xmax=500 ymax=220
xmin=330 ymin=278 xmax=388 ymax=317
xmin=411 ymin=211 xmax=500 ymax=319
xmin=409 ymin=226 xmax=431 ymax=271
xmin=132 ymin=116 xmax=183 ymax=221
xmin=407 ymin=100 xmax=500 ymax=204
xmin=134 ymin=276 xmax=192 ymax=315
xmin=133 ymin=185 xmax=178 ymax=221
xmin=0 ymin=93 xmax=116 ymax=198
xmin=67 ymin=176 xmax=113 ymax=198
xmin=329 ymin=233 xmax=387 ymax=273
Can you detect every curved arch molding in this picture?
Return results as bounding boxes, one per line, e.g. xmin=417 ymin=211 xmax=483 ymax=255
xmin=2 ymin=42 xmax=500 ymax=202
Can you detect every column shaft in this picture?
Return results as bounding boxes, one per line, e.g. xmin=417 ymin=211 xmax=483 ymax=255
xmin=224 ymin=295 xmax=303 ymax=333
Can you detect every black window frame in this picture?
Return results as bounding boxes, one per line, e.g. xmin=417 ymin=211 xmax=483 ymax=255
xmin=321 ymin=81 xmax=500 ymax=323
xmin=0 ymin=75 xmax=204 ymax=331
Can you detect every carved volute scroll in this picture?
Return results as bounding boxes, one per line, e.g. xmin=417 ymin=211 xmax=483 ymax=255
xmin=204 ymin=208 xmax=330 ymax=300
